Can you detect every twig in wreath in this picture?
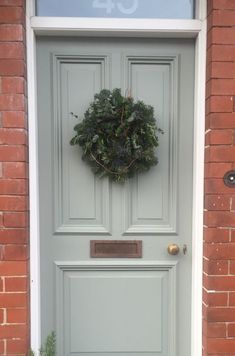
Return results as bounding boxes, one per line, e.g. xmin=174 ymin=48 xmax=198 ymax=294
xmin=90 ymin=151 xmax=137 ymax=176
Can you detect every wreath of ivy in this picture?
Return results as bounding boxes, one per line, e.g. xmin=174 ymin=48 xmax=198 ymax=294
xmin=70 ymin=88 xmax=162 ymax=183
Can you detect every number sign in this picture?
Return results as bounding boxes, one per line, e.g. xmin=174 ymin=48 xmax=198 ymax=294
xmin=93 ymin=0 xmax=139 ymax=15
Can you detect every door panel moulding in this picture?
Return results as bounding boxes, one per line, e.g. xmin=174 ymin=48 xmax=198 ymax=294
xmin=27 ymin=0 xmax=206 ymax=355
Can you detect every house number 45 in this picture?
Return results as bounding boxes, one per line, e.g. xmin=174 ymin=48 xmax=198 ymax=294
xmin=93 ymin=0 xmax=139 ymax=15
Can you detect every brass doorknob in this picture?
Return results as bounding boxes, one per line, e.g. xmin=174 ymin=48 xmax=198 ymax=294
xmin=167 ymin=243 xmax=180 ymax=255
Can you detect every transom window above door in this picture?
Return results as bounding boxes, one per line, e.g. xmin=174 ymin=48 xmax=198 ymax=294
xmin=36 ymin=0 xmax=195 ymax=19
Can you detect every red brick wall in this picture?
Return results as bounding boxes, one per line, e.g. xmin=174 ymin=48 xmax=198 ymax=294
xmin=0 ymin=0 xmax=29 ymax=355
xmin=204 ymin=0 xmax=235 ymax=355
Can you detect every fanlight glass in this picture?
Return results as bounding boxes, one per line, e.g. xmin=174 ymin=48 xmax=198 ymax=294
xmin=36 ymin=0 xmax=195 ymax=19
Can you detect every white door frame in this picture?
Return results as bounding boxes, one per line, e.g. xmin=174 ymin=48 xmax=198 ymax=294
xmin=26 ymin=1 xmax=207 ymax=355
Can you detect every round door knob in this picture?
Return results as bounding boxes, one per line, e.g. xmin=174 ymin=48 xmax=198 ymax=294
xmin=167 ymin=243 xmax=180 ymax=255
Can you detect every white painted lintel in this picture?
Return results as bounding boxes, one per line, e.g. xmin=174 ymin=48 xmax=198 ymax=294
xmin=31 ymin=17 xmax=202 ymax=37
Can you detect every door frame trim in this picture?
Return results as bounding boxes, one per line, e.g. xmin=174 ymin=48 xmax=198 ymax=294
xmin=31 ymin=16 xmax=202 ymax=37
xmin=26 ymin=1 xmax=206 ymax=354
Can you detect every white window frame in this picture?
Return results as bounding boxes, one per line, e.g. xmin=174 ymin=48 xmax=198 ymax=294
xmin=26 ymin=1 xmax=206 ymax=354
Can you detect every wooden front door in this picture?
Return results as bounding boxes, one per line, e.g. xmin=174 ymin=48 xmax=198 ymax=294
xmin=36 ymin=36 xmax=195 ymax=356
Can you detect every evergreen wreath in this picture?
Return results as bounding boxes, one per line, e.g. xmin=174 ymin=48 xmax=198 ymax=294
xmin=70 ymin=88 xmax=162 ymax=183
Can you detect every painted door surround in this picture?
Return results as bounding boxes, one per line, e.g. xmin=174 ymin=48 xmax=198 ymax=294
xmin=37 ymin=36 xmax=195 ymax=356
xmin=27 ymin=1 xmax=206 ymax=355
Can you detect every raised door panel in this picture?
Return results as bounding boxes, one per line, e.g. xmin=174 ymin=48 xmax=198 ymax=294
xmin=56 ymin=262 xmax=177 ymax=356
xmin=123 ymin=57 xmax=178 ymax=234
xmin=53 ymin=56 xmax=111 ymax=235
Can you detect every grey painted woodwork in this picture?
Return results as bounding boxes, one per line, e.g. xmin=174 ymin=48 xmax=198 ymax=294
xmin=36 ymin=37 xmax=195 ymax=356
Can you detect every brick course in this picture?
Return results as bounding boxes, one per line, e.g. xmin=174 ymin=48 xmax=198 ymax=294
xmin=0 ymin=0 xmax=29 ymax=355
xmin=204 ymin=1 xmax=235 ymax=354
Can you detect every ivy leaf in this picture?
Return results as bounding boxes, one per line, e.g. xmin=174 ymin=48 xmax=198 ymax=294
xmin=92 ymin=134 xmax=99 ymax=143
xmin=127 ymin=113 xmax=135 ymax=123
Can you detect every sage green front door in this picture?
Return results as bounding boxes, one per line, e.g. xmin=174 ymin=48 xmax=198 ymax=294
xmin=37 ymin=37 xmax=195 ymax=356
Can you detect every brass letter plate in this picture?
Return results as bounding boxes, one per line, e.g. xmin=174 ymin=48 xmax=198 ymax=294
xmin=90 ymin=240 xmax=142 ymax=258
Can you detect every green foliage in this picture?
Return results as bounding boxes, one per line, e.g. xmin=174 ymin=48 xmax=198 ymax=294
xmin=70 ymin=88 xmax=163 ymax=183
xmin=29 ymin=331 xmax=56 ymax=356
